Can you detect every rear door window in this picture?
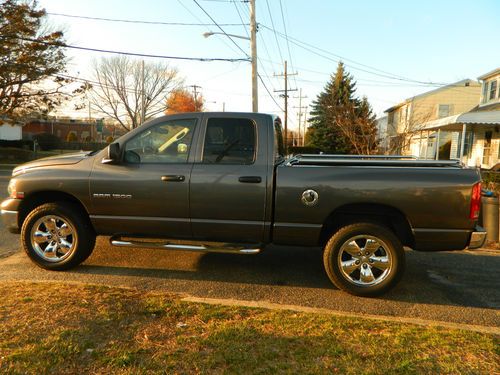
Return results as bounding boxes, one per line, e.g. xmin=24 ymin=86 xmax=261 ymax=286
xmin=202 ymin=118 xmax=256 ymax=164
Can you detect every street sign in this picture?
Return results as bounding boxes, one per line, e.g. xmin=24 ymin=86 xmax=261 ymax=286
xmin=96 ymin=119 xmax=103 ymax=133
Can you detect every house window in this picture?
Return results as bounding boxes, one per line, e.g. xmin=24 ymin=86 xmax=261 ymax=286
xmin=483 ymin=131 xmax=493 ymax=165
xmin=438 ymin=104 xmax=450 ymax=118
xmin=456 ymin=131 xmax=474 ymax=158
xmin=387 ymin=112 xmax=394 ymax=125
xmin=490 ymin=80 xmax=498 ymax=101
xmin=482 ymin=82 xmax=489 ymax=103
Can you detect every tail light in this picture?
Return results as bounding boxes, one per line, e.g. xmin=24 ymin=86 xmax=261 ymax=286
xmin=469 ymin=182 xmax=481 ymax=220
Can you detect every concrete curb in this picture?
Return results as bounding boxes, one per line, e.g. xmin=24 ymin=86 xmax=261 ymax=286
xmin=1 ymin=279 xmax=497 ymax=336
xmin=465 ymin=247 xmax=500 ymax=255
xmin=183 ymin=296 xmax=500 ymax=336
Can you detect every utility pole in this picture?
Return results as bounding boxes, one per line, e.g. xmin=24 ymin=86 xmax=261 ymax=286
xmin=202 ymin=0 xmax=257 ymax=111
xmin=302 ymin=108 xmax=309 ymax=146
xmin=141 ymin=60 xmax=146 ymax=126
xmin=88 ymin=100 xmax=93 ymax=141
xmin=274 ymin=60 xmax=297 ymax=153
xmin=250 ymin=0 xmax=258 ymax=112
xmin=189 ymin=85 xmax=202 ymax=111
xmin=293 ymin=88 xmax=308 ymax=147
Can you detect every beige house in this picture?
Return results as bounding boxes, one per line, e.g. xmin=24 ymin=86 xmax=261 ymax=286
xmin=384 ymin=79 xmax=482 ymax=156
xmin=421 ymin=68 xmax=500 ymax=168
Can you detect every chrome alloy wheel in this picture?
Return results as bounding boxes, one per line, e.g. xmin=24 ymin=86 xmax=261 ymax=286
xmin=338 ymin=235 xmax=392 ymax=286
xmin=30 ymin=215 xmax=76 ymax=262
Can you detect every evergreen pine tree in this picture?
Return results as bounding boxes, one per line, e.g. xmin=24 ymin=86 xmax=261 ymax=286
xmin=306 ymin=62 xmax=378 ymax=154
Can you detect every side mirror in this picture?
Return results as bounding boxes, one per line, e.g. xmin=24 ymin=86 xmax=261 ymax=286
xmin=102 ymin=143 xmax=120 ymax=164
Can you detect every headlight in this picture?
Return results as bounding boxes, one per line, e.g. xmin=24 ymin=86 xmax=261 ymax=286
xmin=7 ymin=179 xmax=24 ymax=199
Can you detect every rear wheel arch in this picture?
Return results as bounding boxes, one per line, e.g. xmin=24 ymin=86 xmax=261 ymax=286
xmin=318 ymin=203 xmax=414 ymax=248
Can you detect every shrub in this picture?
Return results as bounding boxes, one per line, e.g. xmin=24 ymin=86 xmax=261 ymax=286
xmin=0 ymin=147 xmax=34 ymax=162
xmin=288 ymin=146 xmax=321 ymax=155
xmin=481 ymin=170 xmax=500 ymax=195
xmin=33 ymin=132 xmax=61 ymax=151
xmin=106 ymin=136 xmax=114 ymax=144
xmin=0 ymin=140 xmax=34 ymax=149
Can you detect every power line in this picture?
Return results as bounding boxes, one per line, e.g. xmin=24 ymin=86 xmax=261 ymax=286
xmin=258 ymin=73 xmax=284 ymax=112
xmin=259 ymin=25 xmax=450 ymax=86
xmin=232 ymin=1 xmax=250 ymax=38
xmin=192 ymin=0 xmax=282 ymax=113
xmin=274 ymin=61 xmax=298 ymax=152
xmin=46 ymin=9 xmax=452 ymax=87
xmin=46 ymin=12 xmax=247 ymax=26
xmin=0 ymin=35 xmax=249 ymax=62
xmin=278 ymin=0 xmax=298 ymax=89
xmin=256 ymin=2 xmax=284 ymax=90
xmin=175 ymin=0 xmax=243 ymax=57
xmin=265 ymin=0 xmax=284 ymax=64
xmin=192 ymin=0 xmax=249 ymax=58
xmin=233 ymin=0 xmax=276 ymax=92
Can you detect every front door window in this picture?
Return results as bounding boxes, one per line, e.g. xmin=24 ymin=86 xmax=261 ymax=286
xmin=124 ymin=119 xmax=197 ymax=164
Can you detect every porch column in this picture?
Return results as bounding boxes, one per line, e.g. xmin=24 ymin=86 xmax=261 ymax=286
xmin=435 ymin=129 xmax=441 ymax=160
xmin=459 ymin=123 xmax=467 ymax=164
xmin=425 ymin=131 xmax=430 ymax=159
xmin=419 ymin=131 xmax=423 ymax=158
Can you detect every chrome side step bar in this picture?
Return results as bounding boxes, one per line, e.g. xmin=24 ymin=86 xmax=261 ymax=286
xmin=109 ymin=235 xmax=261 ymax=255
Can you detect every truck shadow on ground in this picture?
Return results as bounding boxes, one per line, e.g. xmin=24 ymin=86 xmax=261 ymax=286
xmin=74 ymin=240 xmax=500 ymax=311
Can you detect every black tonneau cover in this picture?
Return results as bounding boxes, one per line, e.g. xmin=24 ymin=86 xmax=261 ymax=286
xmin=287 ymin=154 xmax=463 ymax=168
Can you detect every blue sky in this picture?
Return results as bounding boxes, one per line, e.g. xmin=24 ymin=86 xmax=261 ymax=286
xmin=38 ymin=0 xmax=500 ymax=130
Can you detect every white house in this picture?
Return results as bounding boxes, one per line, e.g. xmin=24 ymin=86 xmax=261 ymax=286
xmin=421 ymin=67 xmax=500 ymax=168
xmin=0 ymin=119 xmax=22 ymax=140
xmin=384 ymin=79 xmax=481 ymax=157
xmin=376 ymin=116 xmax=389 ymax=153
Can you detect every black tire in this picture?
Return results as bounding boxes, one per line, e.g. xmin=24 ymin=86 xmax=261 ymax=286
xmin=323 ymin=223 xmax=405 ymax=297
xmin=21 ymin=202 xmax=96 ymax=270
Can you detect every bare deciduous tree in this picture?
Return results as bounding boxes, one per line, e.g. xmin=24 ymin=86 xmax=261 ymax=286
xmin=90 ymin=56 xmax=182 ymax=131
xmin=386 ymin=108 xmax=434 ymax=155
xmin=332 ymin=98 xmax=379 ymax=155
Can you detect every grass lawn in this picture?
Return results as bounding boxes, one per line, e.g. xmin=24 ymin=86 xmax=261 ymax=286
xmin=0 ymin=282 xmax=498 ymax=374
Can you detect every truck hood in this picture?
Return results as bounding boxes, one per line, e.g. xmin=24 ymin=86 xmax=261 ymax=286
xmin=13 ymin=152 xmax=91 ymax=176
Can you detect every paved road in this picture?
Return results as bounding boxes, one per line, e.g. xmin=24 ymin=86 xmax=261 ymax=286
xmin=0 ymin=176 xmax=499 ymax=330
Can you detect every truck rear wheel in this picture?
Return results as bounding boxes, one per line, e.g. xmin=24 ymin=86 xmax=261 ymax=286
xmin=323 ymin=223 xmax=405 ymax=297
xmin=21 ymin=202 xmax=96 ymax=270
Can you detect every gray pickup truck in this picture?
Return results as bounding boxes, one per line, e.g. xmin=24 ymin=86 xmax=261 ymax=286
xmin=1 ymin=112 xmax=486 ymax=296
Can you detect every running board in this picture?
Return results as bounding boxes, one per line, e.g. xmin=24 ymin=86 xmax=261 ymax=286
xmin=109 ymin=235 xmax=262 ymax=255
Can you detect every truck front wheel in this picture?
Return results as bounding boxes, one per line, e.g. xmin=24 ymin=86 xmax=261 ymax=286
xmin=21 ymin=202 xmax=96 ymax=270
xmin=323 ymin=223 xmax=405 ymax=297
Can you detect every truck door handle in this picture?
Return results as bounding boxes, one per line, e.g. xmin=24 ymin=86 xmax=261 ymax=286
xmin=161 ymin=175 xmax=185 ymax=182
xmin=238 ymin=176 xmax=262 ymax=183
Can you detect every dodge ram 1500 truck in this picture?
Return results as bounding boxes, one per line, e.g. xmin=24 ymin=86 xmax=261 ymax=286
xmin=1 ymin=112 xmax=486 ymax=296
